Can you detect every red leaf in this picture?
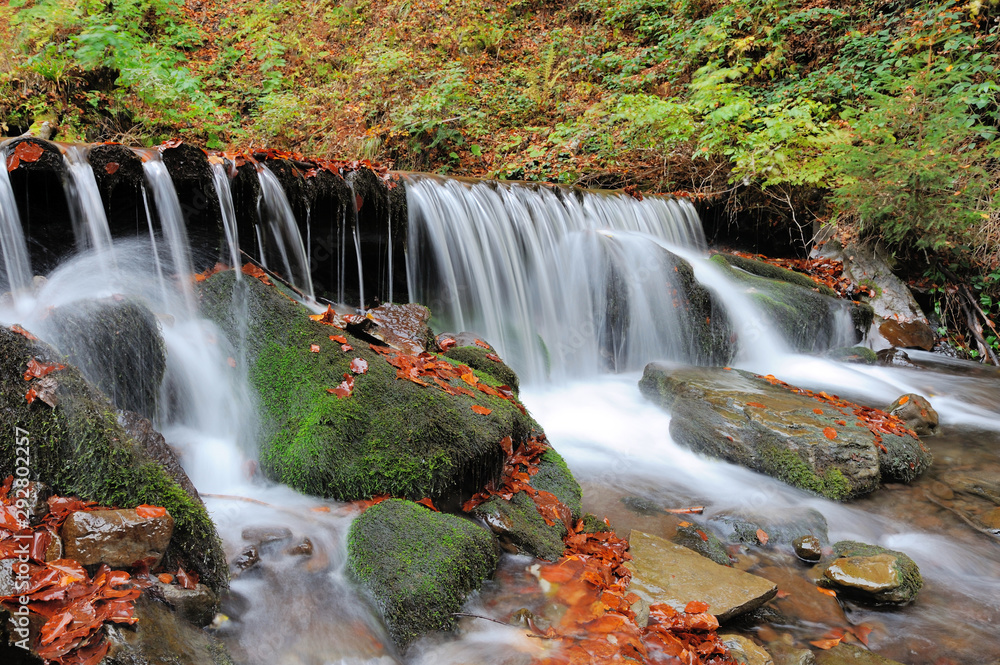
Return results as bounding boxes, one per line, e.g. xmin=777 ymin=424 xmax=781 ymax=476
xmin=696 ymin=529 xmax=709 ymax=542
xmin=341 ymin=343 xmax=353 ymax=352
xmin=175 ymin=567 xmax=198 ymax=590
xmin=474 ymin=339 xmax=490 ymax=349
xmin=485 ymin=353 xmax=502 ymax=362
xmin=810 ymin=638 xmax=841 ymax=650
xmin=242 ymin=263 xmax=272 ymax=285
xmin=6 ymin=153 xmax=18 ymax=171
xmin=135 ymin=504 xmax=167 ymax=519
xmin=10 ymin=324 xmax=38 ymax=340
xmin=851 ymin=624 xmax=872 ymax=646
xmin=104 ymin=162 xmax=120 ymax=175
xmin=416 ymin=497 xmax=439 ymax=511
xmin=756 ymin=528 xmax=769 ymax=545
xmin=684 ymin=601 xmax=710 ymax=614
xmin=310 ymin=344 xmax=320 ymax=353
xmin=823 ymin=427 xmax=837 ymax=440
xmin=439 ymin=337 xmax=457 ymax=351
xmin=746 ymin=401 xmax=766 ymax=409
xmin=24 ymin=357 xmax=66 ymax=381
xmin=15 ymin=141 xmax=45 ymax=164
xmin=471 ymin=405 xmax=492 ymax=415
xmin=330 ymin=334 xmax=348 ymax=343
xmin=350 ymin=357 xmax=368 ymax=374
xmin=26 ymin=387 xmax=37 ymax=404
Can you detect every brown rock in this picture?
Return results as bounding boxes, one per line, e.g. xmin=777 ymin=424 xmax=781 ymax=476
xmin=793 ymin=535 xmax=823 ymax=562
xmin=155 ymin=580 xmax=219 ymax=627
xmin=885 ymin=394 xmax=938 ymax=436
xmin=878 ymin=319 xmax=935 ymax=350
xmin=981 ymin=507 xmax=1000 ymax=530
xmin=61 ymin=509 xmax=174 ymax=568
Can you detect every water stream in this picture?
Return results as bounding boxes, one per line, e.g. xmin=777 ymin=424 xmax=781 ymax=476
xmin=1 ymin=162 xmax=998 ymax=664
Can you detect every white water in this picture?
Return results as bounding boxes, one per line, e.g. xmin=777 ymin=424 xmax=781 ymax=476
xmin=64 ymin=145 xmax=116 ymax=271
xmin=211 ymin=161 xmax=242 ymax=271
xmin=0 ymin=145 xmax=31 ymax=294
xmin=143 ymin=156 xmax=197 ymax=313
xmin=257 ymin=166 xmax=315 ymax=300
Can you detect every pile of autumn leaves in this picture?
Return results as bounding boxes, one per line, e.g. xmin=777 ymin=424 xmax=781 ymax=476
xmin=0 ymin=478 xmax=182 ymax=665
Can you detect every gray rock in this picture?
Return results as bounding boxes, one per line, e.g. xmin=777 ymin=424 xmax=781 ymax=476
xmin=625 ymin=530 xmax=777 ymax=622
xmin=793 ymin=535 xmax=823 ymax=562
xmin=119 ymin=411 xmax=202 ymax=504
xmin=818 ymin=541 xmax=922 ymax=604
xmin=713 ymin=508 xmax=829 ymax=546
xmin=241 ymin=526 xmax=293 ymax=547
xmin=61 ymin=509 xmax=174 ymax=568
xmin=886 ymin=394 xmax=938 ymax=437
xmin=813 ymin=642 xmax=905 ymax=665
xmin=768 ymin=641 xmax=817 ymax=665
xmin=155 ymin=581 xmax=219 ymax=627
xmin=672 ymin=522 xmax=732 ymax=566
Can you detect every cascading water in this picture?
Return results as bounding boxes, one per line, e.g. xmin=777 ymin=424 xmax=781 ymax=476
xmin=257 ymin=166 xmax=315 ymax=300
xmin=211 ymin=161 xmax=242 ymax=271
xmin=0 ymin=145 xmax=31 ymax=295
xmin=143 ymin=155 xmax=197 ymax=313
xmin=63 ymin=145 xmax=116 ymax=270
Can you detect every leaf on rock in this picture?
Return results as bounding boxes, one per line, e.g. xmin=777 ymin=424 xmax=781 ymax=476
xmin=25 ymin=387 xmax=37 ymax=404
xmin=823 ymin=427 xmax=837 ymax=440
xmin=810 ymin=638 xmax=841 ymax=650
xmin=899 ymin=395 xmax=910 ymax=405
xmin=330 ymin=334 xmax=348 ymax=343
xmin=310 ymin=344 xmax=320 ymax=353
xmin=24 ymin=358 xmax=67 ymax=381
xmin=175 ymin=567 xmax=198 ymax=590
xmin=10 ymin=324 xmax=38 ymax=340
xmin=15 ymin=141 xmax=45 ymax=164
xmin=756 ymin=528 xmax=769 ymax=545
xmin=6 ymin=153 xmax=18 ymax=172
xmin=341 ymin=343 xmax=353 ymax=352
xmin=242 ymin=263 xmax=272 ymax=285
xmin=104 ymin=162 xmax=119 ymax=175
xmin=439 ymin=337 xmax=457 ymax=351
xmin=471 ymin=405 xmax=492 ymax=415
xmin=485 ymin=353 xmax=502 ymax=362
xmin=416 ymin=497 xmax=439 ymax=511
xmin=135 ymin=505 xmax=167 ymax=519
xmin=474 ymin=339 xmax=490 ymax=349
xmin=746 ymin=402 xmax=766 ymax=409
xmin=157 ymin=573 xmax=174 ymax=584
xmin=684 ymin=601 xmax=710 ymax=614
xmin=350 ymin=357 xmax=368 ymax=374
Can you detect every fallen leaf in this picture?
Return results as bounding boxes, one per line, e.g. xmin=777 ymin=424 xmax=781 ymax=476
xmin=486 ymin=353 xmax=502 ymax=362
xmin=810 ymin=638 xmax=841 ymax=649
xmin=341 ymin=343 xmax=353 ymax=352
xmin=746 ymin=401 xmax=766 ymax=409
xmin=756 ymin=528 xmax=769 ymax=545
xmin=899 ymin=395 xmax=910 ymax=405
xmin=696 ymin=529 xmax=709 ymax=542
xmin=135 ymin=505 xmax=167 ymax=519
xmin=15 ymin=141 xmax=45 ymax=164
xmin=330 ymin=334 xmax=348 ymax=343
xmin=227 ymin=357 xmax=236 ymax=368
xmin=416 ymin=497 xmax=439 ymax=511
xmin=10 ymin=324 xmax=38 ymax=340
xmin=471 ymin=405 xmax=492 ymax=415
xmin=158 ymin=573 xmax=174 ymax=584
xmin=350 ymin=357 xmax=368 ymax=374
xmin=684 ymin=601 xmax=709 ymax=613
xmin=850 ymin=624 xmax=872 ymax=646
xmin=813 ymin=408 xmax=824 ymax=415
xmin=816 ymin=587 xmax=838 ymax=598
xmin=25 ymin=387 xmax=37 ymax=404
xmin=474 ymin=339 xmax=490 ymax=349
xmin=24 ymin=358 xmax=66 ymax=381
xmin=776 ymin=589 xmax=790 ymax=599
xmin=678 ymin=521 xmax=693 ymax=528
xmin=176 ymin=567 xmax=198 ymax=590
xmin=310 ymin=344 xmax=320 ymax=353
xmin=105 ymin=162 xmax=120 ymax=175
xmin=6 ymin=153 xmax=18 ymax=171
xmin=242 ymin=263 xmax=272 ymax=284
xmin=823 ymin=427 xmax=837 ymax=440
xmin=439 ymin=337 xmax=457 ymax=351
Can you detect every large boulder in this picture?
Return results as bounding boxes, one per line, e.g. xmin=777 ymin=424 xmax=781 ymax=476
xmin=710 ymin=254 xmax=871 ymax=352
xmin=347 ymin=499 xmax=499 ymax=650
xmin=471 ymin=449 xmax=582 ymax=561
xmin=44 ymin=297 xmax=166 ymax=418
xmin=0 ymin=325 xmax=227 ymax=591
xmin=197 ymin=270 xmax=539 ymax=505
xmin=638 ymin=365 xmax=931 ymax=499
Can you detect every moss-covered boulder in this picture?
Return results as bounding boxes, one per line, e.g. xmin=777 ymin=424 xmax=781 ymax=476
xmin=711 ymin=254 xmax=865 ymax=352
xmin=471 ymin=449 xmax=582 ymax=561
xmin=0 ymin=326 xmax=227 ymax=591
xmin=347 ymin=499 xmax=500 ymax=650
xmin=639 ymin=364 xmax=931 ymax=499
xmin=818 ymin=541 xmax=922 ymax=605
xmin=44 ymin=297 xmax=166 ymax=418
xmin=443 ymin=343 xmax=520 ymax=395
xmin=197 ymin=271 xmax=538 ymax=504
xmin=827 ymin=346 xmax=878 ymax=365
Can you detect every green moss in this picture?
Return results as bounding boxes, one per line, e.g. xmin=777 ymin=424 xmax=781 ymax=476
xmin=827 ymin=346 xmax=878 ymax=365
xmin=444 ymin=345 xmax=519 ymax=394
xmin=198 ymin=271 xmax=537 ymax=502
xmin=0 ymin=328 xmax=227 ymax=592
xmin=672 ymin=523 xmax=731 ymax=566
xmin=533 ymin=450 xmax=582 ymax=518
xmin=825 ymin=540 xmax=923 ymax=603
xmin=347 ymin=499 xmax=499 ymax=650
xmin=719 ymin=254 xmax=838 ymax=297
xmin=582 ymin=513 xmax=611 ymax=534
xmin=759 ymin=444 xmax=851 ymax=500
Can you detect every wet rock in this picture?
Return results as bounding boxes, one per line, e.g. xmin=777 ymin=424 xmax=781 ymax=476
xmin=241 ymin=526 xmax=293 ymax=547
xmin=640 ymin=366 xmax=899 ymax=499
xmin=155 ymin=580 xmax=219 ymax=627
xmin=472 ymin=449 xmax=581 ymax=561
xmin=625 ymin=530 xmax=777 ymax=622
xmin=46 ymin=297 xmax=166 ymax=418
xmin=755 ymin=565 xmax=847 ymax=627
xmin=285 ymin=537 xmax=314 ymax=556
xmin=672 ymin=522 xmax=732 ymax=566
xmin=826 ymin=347 xmax=877 ymax=365
xmin=366 ymin=302 xmax=434 ymax=355
xmin=621 ymin=495 xmax=664 ymax=515
xmin=877 ymin=319 xmax=936 ymax=350
xmin=875 ymin=348 xmax=918 ymax=368
xmin=939 ymin=467 xmax=1000 ymax=504
xmin=347 ymin=499 xmax=499 ymax=650
xmin=230 ymin=545 xmax=260 ymax=573
xmin=61 ymin=509 xmax=174 ymax=568
xmin=793 ymin=535 xmax=823 ymax=562
xmin=44 ymin=534 xmax=63 ymax=562
xmin=713 ymin=508 xmax=829 ymax=547
xmin=119 ymin=411 xmax=201 ymax=504
xmin=813 ymin=642 xmax=905 ymax=665
xmin=981 ymin=507 xmax=1000 ymax=530
xmin=885 ymin=394 xmax=938 ymax=437
xmin=443 ymin=339 xmax=520 ymax=394
xmin=721 ymin=634 xmax=774 ymax=665
xmin=198 ymin=270 xmax=535 ymax=505
xmin=767 ymin=641 xmax=817 ymax=665
xmin=818 ymin=541 xmax=922 ymax=604
xmin=104 ymin=596 xmax=233 ymax=665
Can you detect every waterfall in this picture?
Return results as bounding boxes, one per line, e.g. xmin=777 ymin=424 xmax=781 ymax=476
xmin=405 ymin=176 xmax=708 ymax=380
xmin=210 ymin=161 xmax=242 ymax=272
xmin=0 ymin=146 xmax=31 ymax=295
xmin=143 ymin=156 xmax=196 ymax=313
xmin=63 ymin=146 xmax=116 ymax=270
xmin=257 ymin=166 xmax=315 ymax=300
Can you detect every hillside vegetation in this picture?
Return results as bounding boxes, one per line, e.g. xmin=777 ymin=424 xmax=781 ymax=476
xmin=1 ymin=0 xmax=999 ymax=357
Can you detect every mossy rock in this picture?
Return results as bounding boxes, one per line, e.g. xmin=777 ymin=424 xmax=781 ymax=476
xmin=672 ymin=523 xmax=731 ymax=566
xmin=471 ymin=449 xmax=582 ymax=561
xmin=710 ymin=254 xmax=858 ymax=353
xmin=818 ymin=541 xmax=922 ymax=605
xmin=0 ymin=326 xmax=227 ymax=592
xmin=347 ymin=499 xmax=500 ymax=650
xmin=444 ymin=345 xmax=519 ymax=394
xmin=197 ymin=271 xmax=538 ymax=504
xmin=44 ymin=297 xmax=166 ymax=418
xmin=827 ymin=346 xmax=877 ymax=365
xmin=667 ymin=251 xmax=734 ymax=365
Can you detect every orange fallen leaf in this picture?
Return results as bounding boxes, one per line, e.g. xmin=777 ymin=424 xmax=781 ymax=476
xmin=746 ymin=401 xmax=766 ymax=409
xmin=810 ymin=638 xmax=841 ymax=650
xmin=899 ymin=395 xmax=910 ymax=405
xmin=330 ymin=334 xmax=348 ymax=343
xmin=105 ymin=162 xmax=119 ymax=175
xmin=10 ymin=324 xmax=38 ymax=340
xmin=823 ymin=427 xmax=837 ymax=439
xmin=813 ymin=408 xmax=824 ymax=415
xmin=776 ymin=589 xmax=790 ymax=599
xmin=696 ymin=529 xmax=709 ymax=542
xmin=24 ymin=358 xmax=67 ymax=381
xmin=756 ymin=528 xmax=769 ymax=545
xmin=684 ymin=601 xmax=709 ymax=613
xmin=850 ymin=624 xmax=872 ymax=646
xmin=439 ymin=337 xmax=457 ymax=351
xmin=416 ymin=497 xmax=439 ymax=511
xmin=816 ymin=587 xmax=838 ymax=598
xmin=158 ymin=573 xmax=174 ymax=584
xmin=135 ymin=505 xmax=167 ymax=519
xmin=474 ymin=339 xmax=490 ymax=349
xmin=471 ymin=405 xmax=492 ymax=415
xmin=350 ymin=357 xmax=368 ymax=374
xmin=15 ymin=141 xmax=45 ymax=164
xmin=25 ymin=388 xmax=37 ymax=404
xmin=341 ymin=343 xmax=353 ymax=352
xmin=310 ymin=344 xmax=320 ymax=353
xmin=486 ymin=353 xmax=502 ymax=362
xmin=678 ymin=521 xmax=693 ymax=528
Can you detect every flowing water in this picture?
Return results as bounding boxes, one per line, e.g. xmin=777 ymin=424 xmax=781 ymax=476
xmin=1 ymin=160 xmax=998 ymax=664
xmin=257 ymin=165 xmax=315 ymax=300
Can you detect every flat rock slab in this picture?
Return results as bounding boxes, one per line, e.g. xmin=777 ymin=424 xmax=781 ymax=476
xmin=639 ymin=365 xmax=931 ymax=499
xmin=625 ymin=530 xmax=777 ymax=622
xmin=62 ymin=509 xmax=173 ymax=568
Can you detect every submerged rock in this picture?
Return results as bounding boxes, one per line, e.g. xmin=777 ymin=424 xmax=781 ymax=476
xmin=886 ymin=393 xmax=938 ymax=437
xmin=0 ymin=325 xmax=228 ymax=591
xmin=104 ymin=596 xmax=233 ymax=665
xmin=347 ymin=499 xmax=499 ymax=650
xmin=721 ymin=634 xmax=774 ymax=665
xmin=638 ymin=365 xmax=931 ymax=499
xmin=818 ymin=541 xmax=922 ymax=604
xmin=712 ymin=508 xmax=829 ymax=547
xmin=471 ymin=449 xmax=581 ymax=561
xmin=826 ymin=346 xmax=877 ymax=365
xmin=813 ymin=642 xmax=905 ymax=665
xmin=625 ymin=530 xmax=777 ymax=622
xmin=198 ymin=270 xmax=538 ymax=504
xmin=793 ymin=535 xmax=823 ymax=562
